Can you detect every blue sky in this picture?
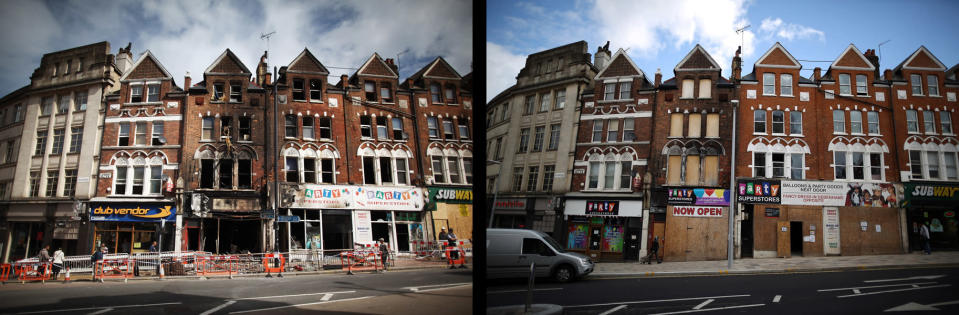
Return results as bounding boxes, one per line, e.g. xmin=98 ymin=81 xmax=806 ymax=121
xmin=0 ymin=0 xmax=472 ymax=96
xmin=487 ymin=0 xmax=959 ymax=101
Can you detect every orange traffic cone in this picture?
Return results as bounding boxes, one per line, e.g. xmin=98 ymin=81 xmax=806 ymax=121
xmin=64 ymin=267 xmax=70 ymax=283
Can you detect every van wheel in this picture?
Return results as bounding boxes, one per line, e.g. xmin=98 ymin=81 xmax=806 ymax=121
xmin=553 ymin=265 xmax=573 ymax=283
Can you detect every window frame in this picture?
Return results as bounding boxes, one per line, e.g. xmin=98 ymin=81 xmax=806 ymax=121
xmin=849 ymin=111 xmax=863 ymax=134
xmin=779 ymin=74 xmax=792 ymax=96
xmin=856 ymin=74 xmax=868 ymax=95
xmin=839 ymin=74 xmax=851 ymax=96
xmin=906 ymin=110 xmax=919 ymax=133
xmin=911 ymin=74 xmax=923 ymax=95
xmin=293 ymin=79 xmax=306 ymax=101
xmin=754 ymin=110 xmax=766 ymax=134
xmin=833 ymin=110 xmax=846 ymax=134
xmin=762 ymin=73 xmax=775 ymax=96
xmin=789 ymin=111 xmax=802 ymax=135
xmin=927 ymin=75 xmax=939 ymax=96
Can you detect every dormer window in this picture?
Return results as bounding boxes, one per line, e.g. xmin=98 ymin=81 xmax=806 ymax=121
xmin=213 ymin=82 xmax=225 ymax=101
xmin=310 ymin=79 xmax=323 ymax=101
xmin=445 ymin=85 xmax=457 ymax=104
xmin=292 ymin=79 xmax=305 ymax=101
xmin=365 ymin=81 xmax=377 ymax=101
xmin=839 ymin=74 xmax=851 ymax=95
xmin=130 ymin=86 xmax=143 ymax=103
xmin=431 ymin=83 xmax=442 ymax=103
xmin=380 ymin=82 xmax=392 ymax=103
xmin=147 ymin=84 xmax=160 ymax=102
xmin=928 ymin=75 xmax=939 ymax=96
xmin=230 ymin=83 xmax=242 ymax=102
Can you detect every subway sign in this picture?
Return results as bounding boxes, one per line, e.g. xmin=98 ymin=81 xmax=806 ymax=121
xmin=90 ymin=204 xmax=176 ymax=222
xmin=428 ymin=188 xmax=473 ymax=204
xmin=903 ymin=182 xmax=959 ymax=207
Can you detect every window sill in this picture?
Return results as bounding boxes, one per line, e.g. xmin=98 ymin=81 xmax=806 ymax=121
xmin=762 ymin=93 xmax=776 ymax=97
xmin=849 ymin=133 xmax=866 ymax=136
xmin=867 ymin=133 xmax=883 ymax=137
xmin=912 ymin=94 xmax=924 ymax=97
xmin=928 ymin=95 xmax=942 ymax=98
xmin=292 ymin=99 xmax=307 ymax=103
xmin=788 ymin=134 xmax=804 ymax=137
xmin=907 ymin=132 xmax=922 ymax=135
xmin=833 ymin=132 xmax=848 ymax=136
xmin=780 ymin=94 xmax=794 ymax=98
xmin=199 ymin=140 xmax=216 ymax=143
xmin=925 ymin=132 xmax=939 ymax=136
xmin=123 ymin=102 xmax=162 ymax=106
xmin=752 ymin=132 xmax=768 ymax=136
xmin=309 ymin=100 xmax=324 ymax=104
xmin=943 ymin=133 xmax=956 ymax=136
xmin=839 ymin=93 xmax=853 ymax=97
xmin=856 ymin=94 xmax=870 ymax=97
xmin=697 ymin=97 xmax=712 ymax=100
xmin=771 ymin=133 xmax=787 ymax=136
xmin=447 ymin=103 xmax=459 ymax=106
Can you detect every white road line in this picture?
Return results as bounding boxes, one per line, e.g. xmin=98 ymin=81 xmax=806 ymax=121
xmin=320 ymin=294 xmax=333 ymax=302
xmin=852 ymin=289 xmax=861 ymax=294
xmin=403 ymin=282 xmax=472 ymax=292
xmin=17 ymin=302 xmax=183 ymax=314
xmin=772 ymin=295 xmax=781 ymax=303
xmin=863 ymin=275 xmax=944 ymax=283
xmin=488 ymin=288 xmax=563 ymax=294
xmin=598 ymin=305 xmax=627 ymax=315
xmin=200 ymin=301 xmax=236 ymax=315
xmin=650 ymin=304 xmax=766 ymax=315
xmin=837 ymin=284 xmax=951 ymax=298
xmin=564 ymin=294 xmax=751 ymax=309
xmin=692 ymin=299 xmax=713 ymax=310
xmin=232 ymin=290 xmax=355 ymax=300
xmin=228 ymin=296 xmax=372 ymax=314
xmin=413 ymin=284 xmax=472 ymax=293
xmin=817 ymin=282 xmax=938 ymax=292
xmin=87 ymin=308 xmax=113 ymax=315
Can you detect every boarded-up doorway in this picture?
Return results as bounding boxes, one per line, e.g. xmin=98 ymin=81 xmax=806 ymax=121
xmin=777 ymin=221 xmax=790 ymax=258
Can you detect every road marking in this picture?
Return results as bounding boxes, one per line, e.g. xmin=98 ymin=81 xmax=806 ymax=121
xmin=772 ymin=295 xmax=781 ymax=303
xmin=886 ymin=299 xmax=959 ymax=312
xmin=564 ymin=294 xmax=750 ymax=308
xmin=837 ymin=284 xmax=950 ymax=298
xmin=232 ymin=290 xmax=355 ymax=300
xmin=864 ymin=275 xmax=944 ymax=283
xmin=228 ymin=296 xmax=372 ymax=314
xmin=200 ymin=301 xmax=236 ymax=315
xmin=598 ymin=305 xmax=627 ymax=315
xmin=488 ymin=288 xmax=563 ymax=294
xmin=17 ymin=302 xmax=183 ymax=314
xmin=650 ymin=304 xmax=766 ymax=315
xmin=852 ymin=289 xmax=861 ymax=294
xmin=404 ymin=282 xmax=472 ymax=292
xmin=692 ymin=299 xmax=713 ymax=310
xmin=817 ymin=282 xmax=938 ymax=292
xmin=413 ymin=284 xmax=472 ymax=293
xmin=320 ymin=294 xmax=333 ymax=301
xmin=87 ymin=308 xmax=113 ymax=315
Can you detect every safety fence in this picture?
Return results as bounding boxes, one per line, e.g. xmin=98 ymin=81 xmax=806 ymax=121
xmin=412 ymin=240 xmax=473 ymax=261
xmin=3 ymin=248 xmax=468 ymax=283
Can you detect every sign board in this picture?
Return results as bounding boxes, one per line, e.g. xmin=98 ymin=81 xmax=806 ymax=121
xmin=278 ymin=215 xmax=300 ymax=223
xmin=671 ymin=206 xmax=724 ymax=218
xmin=903 ymin=182 xmax=959 ymax=207
xmin=585 ymin=201 xmax=619 ymax=216
xmin=428 ymin=188 xmax=472 ymax=204
xmin=823 ymin=207 xmax=840 ymax=255
xmin=667 ymin=188 xmax=730 ymax=206
xmin=782 ymin=181 xmax=901 ymax=207
xmin=260 ymin=211 xmax=275 ymax=219
xmin=354 ymin=210 xmax=373 ymax=245
xmin=292 ymin=184 xmax=352 ymax=209
xmin=736 ymin=179 xmax=781 ymax=204
xmin=353 ymin=186 xmax=422 ymax=211
xmin=212 ymin=198 xmax=259 ymax=212
xmin=494 ymin=198 xmax=527 ymax=210
xmin=764 ymin=208 xmax=780 ymax=218
xmin=90 ymin=204 xmax=176 ymax=222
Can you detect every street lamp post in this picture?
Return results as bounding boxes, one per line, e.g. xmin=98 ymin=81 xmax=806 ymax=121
xmin=487 ymin=160 xmax=502 ymax=228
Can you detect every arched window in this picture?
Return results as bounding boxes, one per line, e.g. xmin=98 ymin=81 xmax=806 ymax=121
xmin=112 ymin=152 xmax=167 ymax=196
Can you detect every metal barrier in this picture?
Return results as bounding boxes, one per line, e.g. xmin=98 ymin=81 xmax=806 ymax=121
xmin=95 ymin=259 xmax=134 ymax=282
xmin=1 ymin=263 xmax=11 ymax=283
xmin=340 ymin=251 xmax=380 ymax=275
xmin=262 ymin=253 xmax=286 ymax=275
xmin=198 ymin=255 xmax=239 ymax=277
xmin=16 ymin=262 xmax=53 ymax=283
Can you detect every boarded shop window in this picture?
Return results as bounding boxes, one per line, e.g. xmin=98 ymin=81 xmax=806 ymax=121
xmin=567 ymin=224 xmax=588 ymax=249
xmin=703 ymin=156 xmax=719 ymax=185
xmin=669 ymin=113 xmax=683 ymax=137
xmin=667 ymin=155 xmax=682 ymax=185
xmin=681 ymin=79 xmax=694 ymax=99
xmin=698 ymin=79 xmax=711 ymax=99
xmin=685 ymin=155 xmax=700 ymax=185
xmin=687 ymin=113 xmax=701 ymax=138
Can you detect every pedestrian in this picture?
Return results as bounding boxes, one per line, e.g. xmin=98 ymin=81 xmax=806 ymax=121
xmin=91 ymin=246 xmax=104 ymax=279
xmin=920 ymin=222 xmax=932 ymax=255
xmin=438 ymin=227 xmax=449 ymax=243
xmin=38 ymin=245 xmax=51 ymax=278
xmin=52 ymin=247 xmax=64 ymax=280
xmin=446 ymin=228 xmax=459 ymax=268
xmin=378 ymin=238 xmax=389 ymax=271
xmin=646 ymin=237 xmax=661 ymax=264
xmin=149 ymin=241 xmax=160 ymax=275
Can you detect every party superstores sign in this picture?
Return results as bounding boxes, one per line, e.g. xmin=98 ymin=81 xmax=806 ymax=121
xmin=89 ymin=204 xmax=177 ymax=222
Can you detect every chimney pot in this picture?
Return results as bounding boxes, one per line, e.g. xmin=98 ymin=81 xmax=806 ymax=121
xmin=184 ymin=74 xmax=192 ymax=89
xmin=265 ymin=73 xmax=271 ymax=85
xmin=813 ymin=67 xmax=822 ymax=81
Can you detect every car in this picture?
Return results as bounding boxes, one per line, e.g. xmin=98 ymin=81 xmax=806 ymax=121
xmin=486 ymin=228 xmax=593 ymax=282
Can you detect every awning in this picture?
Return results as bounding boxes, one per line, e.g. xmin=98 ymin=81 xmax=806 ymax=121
xmin=565 ymin=199 xmax=643 ymax=217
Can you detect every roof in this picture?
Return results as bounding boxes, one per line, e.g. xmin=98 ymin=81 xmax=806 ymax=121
xmin=119 ymin=50 xmax=174 ymax=81
xmin=204 ymin=49 xmax=252 ymax=75
xmin=754 ymin=42 xmax=801 ymax=69
xmin=674 ymin=44 xmax=721 ymax=73
xmin=402 ymin=56 xmax=462 ymax=89
xmin=595 ymin=48 xmax=647 ymax=79
xmin=287 ymin=48 xmax=330 ymax=75
xmin=829 ymin=44 xmax=874 ymax=71
xmin=352 ymin=52 xmax=398 ymax=79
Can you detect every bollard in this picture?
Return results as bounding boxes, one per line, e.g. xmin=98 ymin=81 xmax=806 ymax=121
xmin=526 ymin=261 xmax=535 ymax=313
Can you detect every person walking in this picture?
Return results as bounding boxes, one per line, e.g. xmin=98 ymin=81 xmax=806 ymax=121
xmin=52 ymin=247 xmax=64 ymax=280
xmin=921 ymin=222 xmax=932 ymax=255
xmin=91 ymin=246 xmax=105 ymax=280
xmin=646 ymin=237 xmax=661 ymax=264
xmin=38 ymin=245 xmax=52 ymax=278
xmin=378 ymin=238 xmax=390 ymax=272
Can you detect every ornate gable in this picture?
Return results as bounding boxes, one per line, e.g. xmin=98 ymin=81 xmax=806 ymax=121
xmin=204 ymin=49 xmax=252 ymax=74
xmin=288 ymin=49 xmax=329 ymax=74
xmin=903 ymin=46 xmax=947 ymax=70
xmin=423 ymin=57 xmax=461 ymax=79
xmin=675 ymin=44 xmax=720 ymax=72
xmin=755 ymin=42 xmax=801 ymax=69
xmin=596 ymin=48 xmax=645 ymax=79
xmin=357 ymin=53 xmax=398 ymax=78
xmin=830 ymin=44 xmax=874 ymax=70
xmin=119 ymin=50 xmax=173 ymax=81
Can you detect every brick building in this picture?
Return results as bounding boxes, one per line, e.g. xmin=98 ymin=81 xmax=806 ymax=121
xmin=92 ymin=49 xmax=185 ymax=255
xmin=652 ymin=44 xmax=737 ymax=262
xmin=565 ymin=45 xmax=652 ymax=261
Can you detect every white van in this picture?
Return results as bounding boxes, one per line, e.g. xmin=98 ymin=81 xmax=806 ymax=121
xmin=486 ymin=228 xmax=593 ymax=282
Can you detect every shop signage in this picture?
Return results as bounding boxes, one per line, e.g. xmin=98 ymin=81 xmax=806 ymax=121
xmin=946 ymin=211 xmax=955 ymax=218
xmin=494 ymin=198 xmax=527 ymax=210
xmin=667 ymin=188 xmax=730 ymax=206
xmin=903 ymin=182 xmax=959 ymax=207
xmin=781 ymin=181 xmax=900 ymax=207
xmin=292 ymin=184 xmax=352 ymax=209
xmin=354 ymin=210 xmax=373 ymax=245
xmin=90 ymin=204 xmax=176 ymax=222
xmin=260 ymin=211 xmax=275 ymax=219
xmin=765 ymin=208 xmax=780 ymax=217
xmin=671 ymin=206 xmax=724 ymax=217
xmin=290 ymin=184 xmax=422 ymax=211
xmin=585 ymin=201 xmax=619 ymax=216
xmin=736 ymin=179 xmax=781 ymax=204
xmin=212 ymin=198 xmax=259 ymax=212
xmin=428 ymin=188 xmax=472 ymax=203
xmin=277 ymin=215 xmax=300 ymax=222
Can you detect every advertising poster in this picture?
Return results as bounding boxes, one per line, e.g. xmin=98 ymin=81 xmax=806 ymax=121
xmin=667 ymin=188 xmax=730 ymax=206
xmin=354 ymin=187 xmax=422 ymax=211
xmin=567 ymin=224 xmax=588 ymax=249
xmin=844 ymin=183 xmax=902 ymax=207
xmin=780 ymin=181 xmax=846 ymax=206
xmin=602 ymin=225 xmax=623 ymax=252
xmin=585 ymin=201 xmax=619 ymax=216
xmin=293 ymin=184 xmax=352 ymax=209
xmin=736 ymin=179 xmax=781 ymax=204
xmin=671 ymin=206 xmax=725 ymax=218
xmin=823 ymin=207 xmax=841 ymax=255
xmin=354 ymin=210 xmax=373 ymax=245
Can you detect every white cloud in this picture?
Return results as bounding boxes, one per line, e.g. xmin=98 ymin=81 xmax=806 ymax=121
xmin=759 ymin=17 xmax=825 ymax=42
xmin=486 ymin=42 xmax=526 ymax=102
xmin=590 ymin=0 xmax=756 ymax=77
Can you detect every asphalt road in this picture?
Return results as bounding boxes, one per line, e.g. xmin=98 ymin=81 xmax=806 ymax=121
xmin=487 ymin=267 xmax=959 ymax=314
xmin=0 ymin=269 xmax=473 ymax=315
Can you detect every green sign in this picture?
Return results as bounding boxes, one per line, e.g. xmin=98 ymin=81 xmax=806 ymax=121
xmin=903 ymin=182 xmax=959 ymax=207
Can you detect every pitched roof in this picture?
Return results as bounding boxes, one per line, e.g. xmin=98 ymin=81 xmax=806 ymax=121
xmin=829 ymin=44 xmax=874 ymax=71
xmin=354 ymin=52 xmax=398 ymax=78
xmin=674 ymin=44 xmax=721 ymax=72
xmin=119 ymin=50 xmax=174 ymax=81
xmin=287 ymin=48 xmax=329 ymax=75
xmin=754 ymin=42 xmax=801 ymax=69
xmin=204 ymin=49 xmax=252 ymax=74
xmin=595 ymin=48 xmax=646 ymax=79
xmin=894 ymin=46 xmax=947 ymax=72
xmin=402 ymin=56 xmax=462 ymax=89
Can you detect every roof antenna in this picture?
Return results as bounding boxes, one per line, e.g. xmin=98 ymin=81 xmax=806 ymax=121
xmin=878 ymin=40 xmax=891 ymax=65
xmin=260 ymin=31 xmax=276 ymax=60
xmin=736 ymin=25 xmax=751 ymax=49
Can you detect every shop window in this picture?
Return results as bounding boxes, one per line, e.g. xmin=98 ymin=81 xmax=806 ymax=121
xmin=219 ymin=159 xmax=233 ymax=189
xmin=293 ymin=79 xmax=305 ymax=101
xmin=118 ymin=123 xmax=130 ymax=146
xmin=285 ymin=115 xmax=297 ymax=138
xmin=286 ymin=157 xmax=299 ymax=183
xmin=360 ymin=115 xmax=373 ymax=138
xmin=238 ymin=159 xmax=252 ymax=188
xmin=303 ymin=116 xmax=315 ymax=139
xmin=310 ymin=79 xmax=323 ymax=101
xmin=319 ymin=117 xmax=332 ymax=140
xmin=200 ymin=159 xmax=215 ymax=188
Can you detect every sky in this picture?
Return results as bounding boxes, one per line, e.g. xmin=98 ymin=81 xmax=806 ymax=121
xmin=0 ymin=0 xmax=473 ymax=96
xmin=487 ymin=0 xmax=959 ymax=102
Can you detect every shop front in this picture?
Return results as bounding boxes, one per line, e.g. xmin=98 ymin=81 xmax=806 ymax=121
xmin=564 ymin=199 xmax=642 ymax=261
xmin=490 ymin=198 xmax=529 ymax=229
xmin=187 ymin=196 xmax=263 ymax=254
xmin=903 ymin=182 xmax=959 ymax=251
xmin=89 ymin=202 xmax=176 ymax=254
xmin=1 ymin=202 xmax=81 ymax=262
xmin=664 ymin=187 xmax=730 ymax=262
xmin=427 ymin=187 xmax=473 ymax=244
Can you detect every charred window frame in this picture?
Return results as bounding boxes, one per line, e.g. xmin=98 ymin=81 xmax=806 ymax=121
xmin=365 ymin=81 xmax=377 ymax=101
xmin=319 ymin=117 xmax=332 ymax=140
xmin=310 ymin=79 xmax=322 ymax=101
xmin=285 ymin=115 xmax=297 ymax=138
xmin=360 ymin=115 xmax=373 ymax=138
xmin=293 ymin=79 xmax=306 ymax=101
xmin=239 ymin=117 xmax=252 ymax=141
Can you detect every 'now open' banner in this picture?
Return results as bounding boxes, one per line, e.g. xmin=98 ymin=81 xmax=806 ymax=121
xmin=671 ymin=206 xmax=725 ymax=218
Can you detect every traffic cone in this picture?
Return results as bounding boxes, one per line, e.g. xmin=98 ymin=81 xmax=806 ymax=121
xmin=64 ymin=268 xmax=70 ymax=283
xmin=159 ymin=263 xmax=165 ymax=280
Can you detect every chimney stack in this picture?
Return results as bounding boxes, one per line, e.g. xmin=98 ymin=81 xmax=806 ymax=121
xmin=115 ymin=42 xmax=134 ymax=75
xmin=256 ymin=51 xmax=269 ymax=86
xmin=814 ymin=67 xmax=822 ymax=81
xmin=731 ymin=46 xmax=742 ymax=82
xmin=385 ymin=58 xmax=399 ymax=75
xmin=594 ymin=41 xmax=611 ymax=70
xmin=184 ymin=72 xmax=191 ymax=89
xmin=340 ymin=74 xmax=349 ymax=89
xmin=884 ymin=69 xmax=893 ymax=81
xmin=265 ymin=73 xmax=271 ymax=85
xmin=655 ymin=68 xmax=662 ymax=87
xmin=864 ymin=49 xmax=880 ymax=79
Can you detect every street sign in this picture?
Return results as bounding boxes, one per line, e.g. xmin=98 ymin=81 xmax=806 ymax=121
xmin=260 ymin=211 xmax=275 ymax=219
xmin=278 ymin=215 xmax=300 ymax=222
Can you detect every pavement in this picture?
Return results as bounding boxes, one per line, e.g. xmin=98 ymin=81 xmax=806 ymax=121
xmin=589 ymin=251 xmax=959 ymax=278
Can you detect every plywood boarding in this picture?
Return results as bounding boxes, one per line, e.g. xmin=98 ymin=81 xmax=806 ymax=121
xmin=433 ymin=203 xmax=473 ymax=242
xmin=839 ymin=207 xmax=902 ymax=255
xmin=786 ymin=206 xmax=824 ymax=257
xmin=664 ymin=212 xmax=687 ymax=261
xmin=664 ymin=206 xmax=728 ymax=261
xmin=754 ymin=206 xmax=781 ymax=251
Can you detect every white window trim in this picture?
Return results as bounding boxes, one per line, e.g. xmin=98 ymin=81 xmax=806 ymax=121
xmin=111 ymin=165 xmax=164 ymax=197
xmin=585 ymin=156 xmax=634 ymax=192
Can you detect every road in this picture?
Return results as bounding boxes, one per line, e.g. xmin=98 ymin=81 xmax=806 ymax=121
xmin=0 ymin=268 xmax=473 ymax=315
xmin=487 ymin=267 xmax=959 ymax=314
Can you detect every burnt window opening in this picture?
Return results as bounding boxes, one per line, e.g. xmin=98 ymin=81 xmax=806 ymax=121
xmin=285 ymin=115 xmax=297 ymax=138
xmin=363 ymin=156 xmax=376 ymax=184
xmin=293 ymin=79 xmax=306 ymax=101
xmin=230 ymin=83 xmax=242 ymax=102
xmin=219 ymin=158 xmax=234 ymax=189
xmin=319 ymin=117 xmax=332 ymax=140
xmin=200 ymin=159 xmax=215 ymax=188
xmin=719 ymin=93 xmax=729 ymax=102
xmin=379 ymin=157 xmax=393 ymax=184
xmin=360 ymin=115 xmax=372 ymax=138
xmin=220 ymin=117 xmax=233 ymax=140
xmin=239 ymin=117 xmax=252 ymax=141
xmin=376 ymin=116 xmax=389 ymax=139
xmin=309 ymin=79 xmax=322 ymax=101
xmin=285 ymin=157 xmax=299 ymax=182
xmin=665 ymin=93 xmax=674 ymax=102
xmin=213 ymin=82 xmax=225 ymax=101
xmin=320 ymin=158 xmax=334 ymax=183
xmin=238 ymin=159 xmax=252 ymax=189
xmin=364 ymin=81 xmax=377 ymax=101
xmin=304 ymin=158 xmax=316 ymax=183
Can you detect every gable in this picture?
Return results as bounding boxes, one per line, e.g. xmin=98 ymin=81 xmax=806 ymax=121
xmin=205 ymin=49 xmax=251 ymax=74
xmin=835 ymin=51 xmax=871 ymax=68
xmin=358 ymin=54 xmax=398 ymax=78
xmin=424 ymin=58 xmax=460 ymax=79
xmin=757 ymin=46 xmax=800 ymax=67
xmin=125 ymin=57 xmax=167 ymax=80
xmin=907 ymin=50 xmax=942 ymax=69
xmin=599 ymin=54 xmax=639 ymax=77
xmin=676 ymin=45 xmax=720 ymax=71
xmin=288 ymin=49 xmax=329 ymax=74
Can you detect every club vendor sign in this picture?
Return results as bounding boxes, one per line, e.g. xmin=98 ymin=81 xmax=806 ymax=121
xmin=89 ymin=203 xmax=176 ymax=222
xmin=667 ymin=188 xmax=730 ymax=206
xmin=903 ymin=182 xmax=959 ymax=207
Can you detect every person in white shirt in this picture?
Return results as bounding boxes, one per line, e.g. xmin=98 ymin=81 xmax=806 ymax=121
xmin=52 ymin=248 xmax=65 ymax=280
xmin=920 ymin=222 xmax=931 ymax=255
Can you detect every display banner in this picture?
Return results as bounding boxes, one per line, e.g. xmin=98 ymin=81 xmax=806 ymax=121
xmin=585 ymin=201 xmax=619 ymax=216
xmin=823 ymin=207 xmax=841 ymax=255
xmin=736 ymin=179 xmax=781 ymax=204
xmin=90 ymin=204 xmax=176 ymax=222
xmin=671 ymin=206 xmax=725 ymax=218
xmin=667 ymin=188 xmax=730 ymax=206
xmin=293 ymin=184 xmax=352 ymax=209
xmin=903 ymin=182 xmax=959 ymax=207
xmin=291 ymin=184 xmax=423 ymax=211
xmin=780 ymin=181 xmax=902 ymax=207
xmin=354 ymin=210 xmax=373 ymax=245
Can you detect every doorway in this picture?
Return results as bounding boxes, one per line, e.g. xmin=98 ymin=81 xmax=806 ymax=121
xmin=586 ymin=225 xmax=603 ymax=259
xmin=790 ymin=221 xmax=803 ymax=257
xmin=741 ymin=206 xmax=754 ymax=258
xmin=396 ymin=223 xmax=410 ymax=252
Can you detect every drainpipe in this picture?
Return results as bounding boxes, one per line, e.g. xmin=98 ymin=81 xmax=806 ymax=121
xmin=407 ymin=81 xmax=435 ymax=243
xmin=728 ymin=100 xmax=738 ymax=269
